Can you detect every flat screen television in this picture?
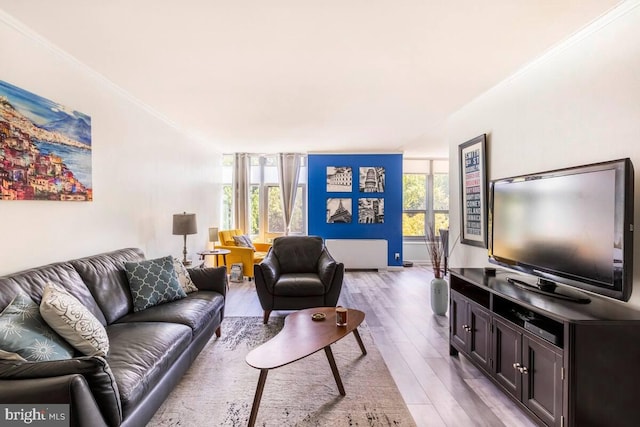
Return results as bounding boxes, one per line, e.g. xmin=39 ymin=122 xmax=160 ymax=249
xmin=488 ymin=158 xmax=634 ymax=302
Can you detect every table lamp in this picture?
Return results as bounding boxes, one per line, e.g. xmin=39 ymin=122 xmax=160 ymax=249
xmin=173 ymin=212 xmax=197 ymax=265
xmin=209 ymin=227 xmax=219 ymax=250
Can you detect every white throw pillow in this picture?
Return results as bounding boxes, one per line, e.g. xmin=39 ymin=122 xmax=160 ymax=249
xmin=40 ymin=283 xmax=109 ymax=357
xmin=232 ymin=234 xmax=256 ymax=251
xmin=173 ymin=257 xmax=198 ymax=293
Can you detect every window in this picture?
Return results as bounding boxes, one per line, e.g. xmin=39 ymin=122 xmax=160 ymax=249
xmin=222 ymin=154 xmax=307 ymax=241
xmin=402 ymin=174 xmax=427 ymax=237
xmin=433 ymin=172 xmax=449 ymax=235
xmin=267 ymin=185 xmax=305 ymax=234
xmin=402 ymin=159 xmax=449 ymax=238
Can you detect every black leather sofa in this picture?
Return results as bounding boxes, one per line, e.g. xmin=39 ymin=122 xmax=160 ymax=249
xmin=254 ymin=236 xmax=344 ymax=324
xmin=0 ymin=248 xmax=226 ymax=427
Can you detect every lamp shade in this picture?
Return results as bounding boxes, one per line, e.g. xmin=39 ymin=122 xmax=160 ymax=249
xmin=209 ymin=227 xmax=219 ymax=242
xmin=173 ymin=213 xmax=197 ymax=235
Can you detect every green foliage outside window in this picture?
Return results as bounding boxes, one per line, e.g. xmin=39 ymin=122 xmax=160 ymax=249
xmin=403 ymin=212 xmax=425 ymax=236
xmin=222 ymin=185 xmax=232 ymax=229
xmin=402 ymin=171 xmax=449 ymax=237
xmin=267 ymin=186 xmax=304 ymax=233
xmin=435 ymin=213 xmax=449 ymax=237
xmin=434 ymin=174 xmax=449 ymax=211
xmin=250 ymin=186 xmax=259 ymax=235
xmin=403 ymin=174 xmax=427 ymax=210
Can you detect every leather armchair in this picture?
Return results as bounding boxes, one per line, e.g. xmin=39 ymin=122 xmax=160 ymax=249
xmin=215 ymin=229 xmax=272 ymax=280
xmin=254 ymin=236 xmax=344 ymax=323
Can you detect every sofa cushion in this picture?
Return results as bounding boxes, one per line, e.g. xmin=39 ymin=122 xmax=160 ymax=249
xmin=0 ymin=262 xmax=107 ymax=326
xmin=273 ymin=274 xmax=325 ymax=297
xmin=105 ymin=322 xmax=192 ymax=416
xmin=40 ymin=283 xmax=110 ymax=357
xmin=0 ymin=293 xmax=74 ymax=362
xmin=254 ymin=251 xmax=269 ymax=263
xmin=186 ymin=266 xmax=228 ymax=294
xmin=219 ymin=229 xmax=240 ymax=246
xmin=70 ymin=248 xmax=145 ymax=325
xmin=273 ymin=236 xmax=324 ymax=273
xmin=115 ymin=291 xmax=224 ymax=333
xmin=124 ymin=256 xmax=187 ymax=312
xmin=172 ymin=258 xmax=198 ymax=293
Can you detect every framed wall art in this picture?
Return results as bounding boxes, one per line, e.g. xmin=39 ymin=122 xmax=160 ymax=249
xmin=358 ymin=167 xmax=385 ymax=192
xmin=326 ymin=166 xmax=352 ymax=192
xmin=459 ymin=134 xmax=487 ymax=248
xmin=358 ymin=198 xmax=384 ymax=224
xmin=326 ymin=198 xmax=352 ymax=223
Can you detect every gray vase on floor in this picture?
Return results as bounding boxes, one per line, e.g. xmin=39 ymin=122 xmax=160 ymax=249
xmin=430 ymin=277 xmax=448 ymax=315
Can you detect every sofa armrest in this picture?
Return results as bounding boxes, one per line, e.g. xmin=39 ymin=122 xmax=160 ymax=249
xmin=318 ymin=250 xmax=344 ymax=306
xmin=0 ymin=357 xmax=121 ymax=427
xmin=317 ymin=250 xmax=338 ymax=288
xmin=0 ymin=375 xmax=111 ymax=427
xmin=215 ymin=245 xmax=255 ymax=265
xmin=215 ymin=244 xmax=254 ymax=254
xmin=253 ymin=242 xmax=272 ymax=252
xmin=254 ymin=251 xmax=280 ymax=293
xmin=187 ymin=266 xmax=228 ymax=296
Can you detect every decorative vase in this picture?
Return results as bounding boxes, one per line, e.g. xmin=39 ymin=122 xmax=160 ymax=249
xmin=430 ymin=277 xmax=448 ymax=315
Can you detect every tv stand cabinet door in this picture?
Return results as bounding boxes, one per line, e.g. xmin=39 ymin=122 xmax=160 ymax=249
xmin=522 ymin=336 xmax=563 ymax=427
xmin=493 ymin=316 xmax=522 ymax=399
xmin=469 ymin=303 xmax=491 ymax=372
xmin=450 ymin=291 xmax=469 ymax=353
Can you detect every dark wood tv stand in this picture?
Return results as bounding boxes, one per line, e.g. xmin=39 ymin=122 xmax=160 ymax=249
xmin=449 ymin=268 xmax=640 ymax=427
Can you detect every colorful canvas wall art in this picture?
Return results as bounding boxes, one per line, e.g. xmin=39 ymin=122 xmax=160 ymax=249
xmin=0 ymin=80 xmax=92 ymax=201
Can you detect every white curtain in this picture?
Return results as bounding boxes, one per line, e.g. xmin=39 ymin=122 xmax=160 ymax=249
xmin=277 ymin=153 xmax=301 ymax=235
xmin=233 ymin=153 xmax=250 ymax=233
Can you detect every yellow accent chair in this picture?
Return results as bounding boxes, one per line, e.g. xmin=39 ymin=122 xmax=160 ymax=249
xmin=216 ymin=229 xmax=272 ymax=280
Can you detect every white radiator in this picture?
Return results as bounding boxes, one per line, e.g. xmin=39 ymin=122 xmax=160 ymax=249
xmin=325 ymin=239 xmax=388 ymax=271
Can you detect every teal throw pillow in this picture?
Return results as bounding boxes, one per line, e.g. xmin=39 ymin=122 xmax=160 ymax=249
xmin=0 ymin=293 xmax=74 ymax=362
xmin=124 ymin=255 xmax=187 ymax=312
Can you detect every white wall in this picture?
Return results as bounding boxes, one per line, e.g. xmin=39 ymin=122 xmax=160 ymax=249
xmin=0 ymin=14 xmax=222 ymax=275
xmin=447 ymin=2 xmax=640 ymax=308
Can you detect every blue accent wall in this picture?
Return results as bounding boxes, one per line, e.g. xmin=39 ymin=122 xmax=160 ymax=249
xmin=308 ymin=153 xmax=403 ymax=267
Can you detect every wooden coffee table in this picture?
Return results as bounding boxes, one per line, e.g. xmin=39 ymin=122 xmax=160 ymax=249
xmin=245 ymin=307 xmax=367 ymax=427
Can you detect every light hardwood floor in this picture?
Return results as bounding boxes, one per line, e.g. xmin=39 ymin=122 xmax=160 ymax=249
xmin=225 ymin=266 xmax=537 ymax=427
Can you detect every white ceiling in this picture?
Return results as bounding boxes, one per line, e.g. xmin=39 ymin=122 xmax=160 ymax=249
xmin=0 ymin=0 xmax=622 ymax=156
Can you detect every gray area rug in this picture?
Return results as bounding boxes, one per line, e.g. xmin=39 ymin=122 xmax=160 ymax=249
xmin=148 ymin=316 xmax=416 ymax=426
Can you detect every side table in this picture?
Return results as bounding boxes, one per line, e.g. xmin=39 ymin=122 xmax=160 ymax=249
xmin=197 ymin=249 xmax=230 ymax=267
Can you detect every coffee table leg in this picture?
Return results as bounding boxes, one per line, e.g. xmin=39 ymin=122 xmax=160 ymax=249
xmin=248 ymin=369 xmax=269 ymax=427
xmin=324 ymin=346 xmax=346 ymax=396
xmin=352 ymin=328 xmax=367 ymax=355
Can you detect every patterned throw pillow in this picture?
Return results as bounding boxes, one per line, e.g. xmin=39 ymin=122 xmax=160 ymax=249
xmin=124 ymin=255 xmax=187 ymax=312
xmin=233 ymin=234 xmax=256 ymax=251
xmin=0 ymin=293 xmax=74 ymax=362
xmin=173 ymin=257 xmax=198 ymax=293
xmin=40 ymin=283 xmax=110 ymax=357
